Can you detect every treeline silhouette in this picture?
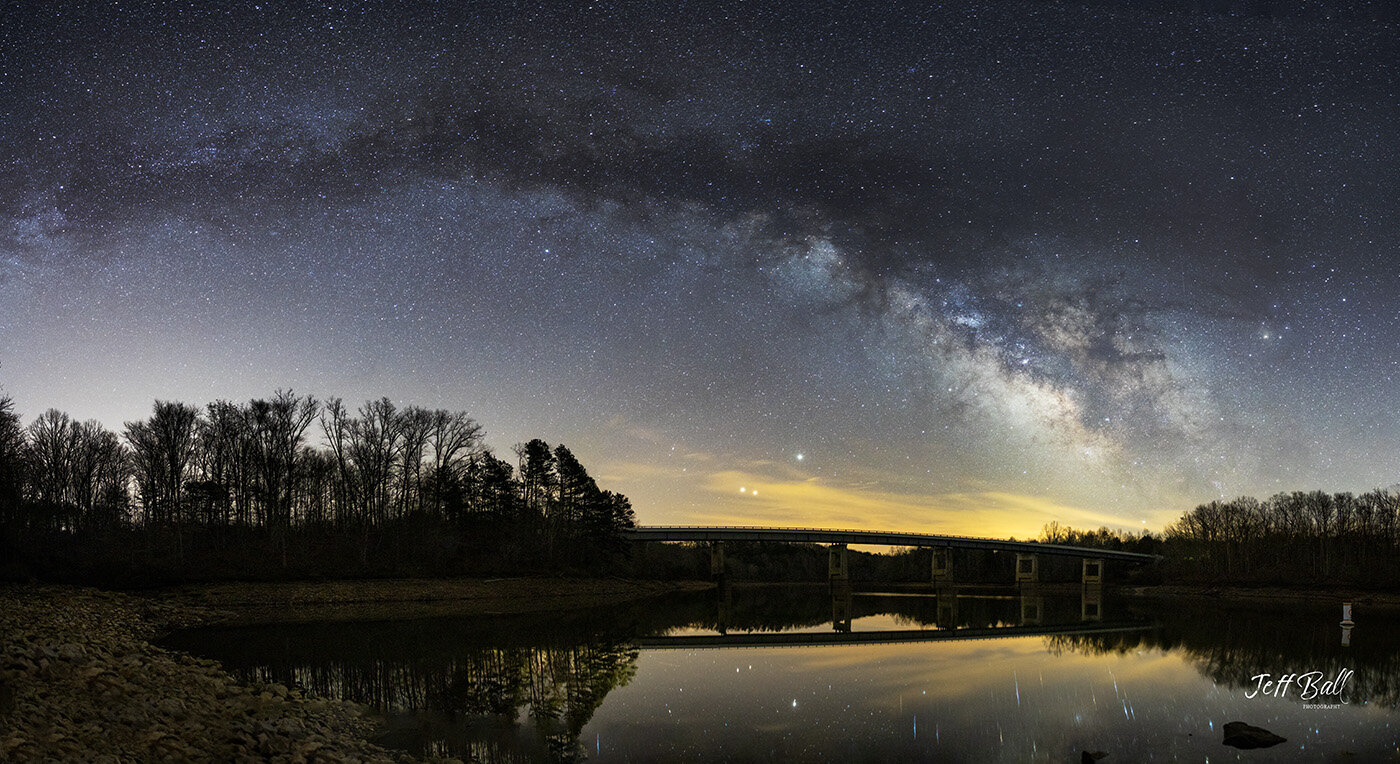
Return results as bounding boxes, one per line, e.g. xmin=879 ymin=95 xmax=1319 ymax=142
xmin=1047 ymin=597 xmax=1400 ymax=708
xmin=0 ymin=391 xmax=635 ymax=583
xmin=1038 ymin=487 xmax=1400 ymax=587
xmin=1037 ymin=520 xmax=1164 ymax=556
xmin=1163 ymin=489 xmax=1400 ymax=585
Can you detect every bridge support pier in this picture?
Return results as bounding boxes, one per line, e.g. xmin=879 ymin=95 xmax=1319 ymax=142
xmin=710 ymin=541 xmax=726 ymax=578
xmin=1015 ymin=553 xmax=1039 ymax=583
xmin=716 ymin=581 xmax=734 ymax=634
xmin=936 ymin=589 xmax=958 ymax=628
xmin=1082 ymin=558 xmax=1104 ymax=585
xmin=1020 ymin=593 xmax=1044 ymax=626
xmin=1081 ymin=586 xmax=1103 ymax=622
xmin=828 ymin=543 xmax=849 ymax=584
xmin=831 ymin=586 xmax=852 ymax=632
xmin=931 ymin=547 xmax=952 ymax=582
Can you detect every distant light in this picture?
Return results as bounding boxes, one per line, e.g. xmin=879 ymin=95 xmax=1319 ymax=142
xmin=751 ymin=490 xmax=758 ymax=496
xmin=796 ymin=453 xmax=804 ymax=461
xmin=739 ymin=487 xmax=746 ymax=493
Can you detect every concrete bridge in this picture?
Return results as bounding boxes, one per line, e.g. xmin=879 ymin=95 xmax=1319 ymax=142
xmin=624 ymin=525 xmax=1161 ymax=584
xmin=635 ymin=621 xmax=1155 ymax=649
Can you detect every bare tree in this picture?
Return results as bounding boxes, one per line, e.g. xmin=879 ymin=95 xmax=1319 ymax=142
xmin=69 ymin=421 xmax=129 ymax=530
xmin=25 ymin=409 xmax=78 ymax=531
xmin=321 ymin=397 xmax=360 ymax=528
xmin=0 ymin=396 xmax=25 ymax=535
xmin=423 ymin=410 xmax=483 ymax=519
xmin=396 ymin=406 xmax=433 ymax=518
xmin=247 ymin=390 xmax=319 ymax=564
xmin=125 ymin=401 xmax=200 ymax=529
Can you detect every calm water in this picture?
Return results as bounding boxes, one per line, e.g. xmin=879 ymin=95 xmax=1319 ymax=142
xmin=162 ymin=586 xmax=1400 ymax=762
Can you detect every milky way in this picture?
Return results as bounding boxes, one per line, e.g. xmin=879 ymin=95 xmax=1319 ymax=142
xmin=2 ymin=1 xmax=1397 ymax=534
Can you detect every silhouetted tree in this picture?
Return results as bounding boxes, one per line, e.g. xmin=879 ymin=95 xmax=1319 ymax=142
xmin=0 ymin=396 xmax=27 ymax=536
xmin=69 ymin=420 xmax=129 ymax=530
xmin=125 ymin=401 xmax=200 ymax=530
xmin=1166 ymin=486 xmax=1400 ymax=584
xmin=554 ymin=445 xmax=596 ymax=532
xmin=515 ymin=439 xmax=556 ymax=525
xmin=320 ymin=397 xmax=361 ymax=528
xmin=4 ymin=388 xmax=637 ymax=582
xmin=396 ymin=406 xmax=433 ymax=519
xmin=600 ymin=490 xmax=636 ymax=541
xmin=424 ymin=410 xmax=484 ymax=519
xmin=248 ymin=390 xmax=318 ymax=564
xmin=462 ymin=449 xmax=518 ymax=523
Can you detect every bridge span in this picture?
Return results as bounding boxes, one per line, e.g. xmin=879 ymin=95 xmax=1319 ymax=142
xmin=635 ymin=621 xmax=1155 ymax=649
xmin=624 ymin=525 xmax=1160 ymax=584
xmin=625 ymin=526 xmax=1159 ymax=562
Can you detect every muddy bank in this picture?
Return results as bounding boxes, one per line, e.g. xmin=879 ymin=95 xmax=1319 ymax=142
xmin=145 ymin=576 xmax=716 ymax=625
xmin=1125 ymin=584 xmax=1400 ymax=608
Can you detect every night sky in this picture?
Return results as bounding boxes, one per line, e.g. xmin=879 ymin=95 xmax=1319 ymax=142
xmin=2 ymin=1 xmax=1397 ymax=537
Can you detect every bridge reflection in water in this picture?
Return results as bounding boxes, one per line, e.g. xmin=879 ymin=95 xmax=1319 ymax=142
xmin=637 ymin=621 xmax=1156 ymax=648
xmin=700 ymin=582 xmax=1144 ymax=644
xmin=159 ymin=587 xmax=1400 ymax=762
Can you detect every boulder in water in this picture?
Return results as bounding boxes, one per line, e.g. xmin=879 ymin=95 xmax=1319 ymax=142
xmin=1222 ymin=721 xmax=1286 ymax=749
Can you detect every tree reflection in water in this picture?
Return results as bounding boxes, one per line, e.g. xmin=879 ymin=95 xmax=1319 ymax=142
xmin=280 ymin=641 xmax=637 ymax=762
xmin=164 ymin=609 xmax=647 ymax=762
xmin=162 ymin=586 xmax=1206 ymax=760
xmin=1045 ymin=597 xmax=1400 ymax=709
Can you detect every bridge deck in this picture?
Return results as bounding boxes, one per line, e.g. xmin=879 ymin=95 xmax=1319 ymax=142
xmin=625 ymin=525 xmax=1159 ymax=562
xmin=635 ymin=621 xmax=1156 ymax=648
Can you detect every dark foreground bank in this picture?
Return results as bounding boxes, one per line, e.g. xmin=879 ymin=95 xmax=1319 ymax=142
xmin=1125 ymin=584 xmax=1400 ymax=607
xmin=0 ymin=578 xmax=710 ymax=762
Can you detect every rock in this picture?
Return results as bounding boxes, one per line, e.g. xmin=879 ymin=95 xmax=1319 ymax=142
xmin=0 ymin=585 xmax=421 ymax=763
xmin=1081 ymin=751 xmax=1108 ymax=763
xmin=1222 ymin=721 xmax=1287 ymax=749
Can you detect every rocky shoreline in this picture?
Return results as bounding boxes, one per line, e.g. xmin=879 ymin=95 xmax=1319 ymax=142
xmin=0 ymin=578 xmax=710 ymax=762
xmin=0 ymin=585 xmax=439 ymax=763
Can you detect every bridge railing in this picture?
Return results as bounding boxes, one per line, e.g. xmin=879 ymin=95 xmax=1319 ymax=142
xmin=624 ymin=525 xmax=1161 ymax=562
xmin=628 ymin=524 xmax=1040 ymax=543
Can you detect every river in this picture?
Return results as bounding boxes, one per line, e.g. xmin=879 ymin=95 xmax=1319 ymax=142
xmin=160 ymin=585 xmax=1398 ymax=762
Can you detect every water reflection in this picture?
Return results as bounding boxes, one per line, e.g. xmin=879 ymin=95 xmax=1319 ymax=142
xmin=162 ymin=588 xmax=1400 ymax=761
xmin=163 ymin=609 xmax=658 ymax=762
xmin=701 ymin=583 xmax=1122 ymax=635
xmin=1049 ymin=597 xmax=1400 ymax=709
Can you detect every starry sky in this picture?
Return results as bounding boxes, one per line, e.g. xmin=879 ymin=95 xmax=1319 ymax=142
xmin=2 ymin=1 xmax=1397 ymax=537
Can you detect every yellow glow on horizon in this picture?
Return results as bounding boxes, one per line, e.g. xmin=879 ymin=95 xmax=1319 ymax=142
xmin=694 ymin=470 xmax=1166 ymax=538
xmin=597 ymin=457 xmax=1177 ymax=537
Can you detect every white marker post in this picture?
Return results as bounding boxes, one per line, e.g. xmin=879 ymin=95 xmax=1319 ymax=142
xmin=1341 ymin=601 xmax=1355 ymax=647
